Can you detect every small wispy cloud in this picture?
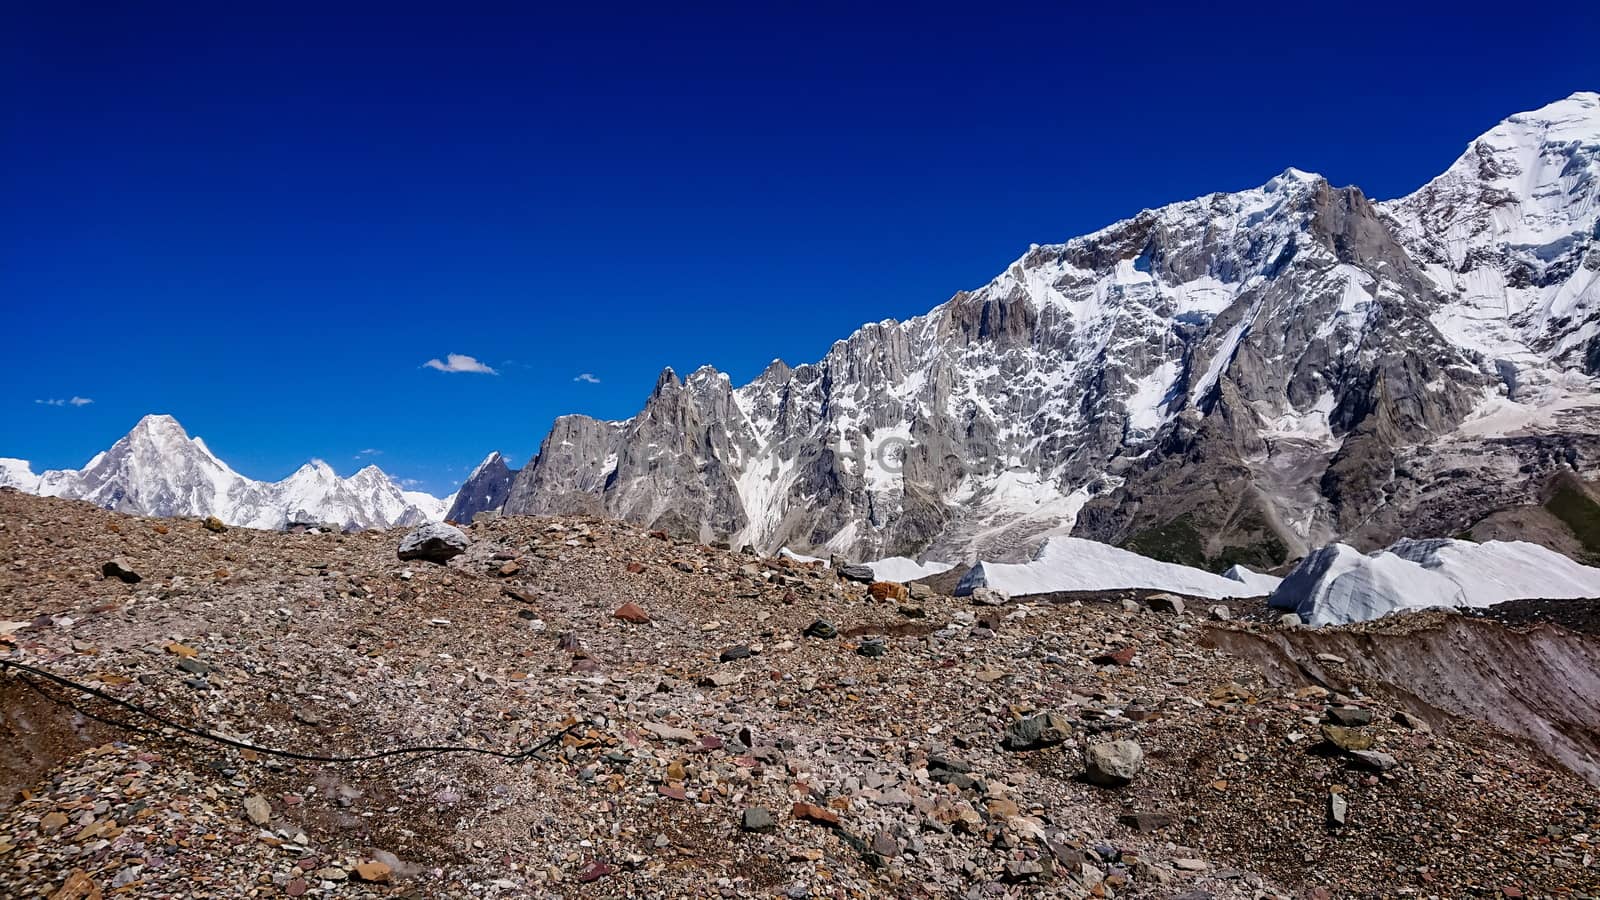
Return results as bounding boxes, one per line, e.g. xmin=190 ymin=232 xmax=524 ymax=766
xmin=400 ymin=478 xmax=424 ymax=488
xmin=36 ymin=397 xmax=94 ymax=407
xmin=354 ymin=448 xmax=382 ymax=459
xmin=573 ymin=372 xmax=601 ymax=384
xmin=423 ymin=353 xmax=498 ymax=375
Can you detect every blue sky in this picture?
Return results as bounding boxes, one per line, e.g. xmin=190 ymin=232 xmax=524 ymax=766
xmin=4 ymin=2 xmax=1596 ymax=494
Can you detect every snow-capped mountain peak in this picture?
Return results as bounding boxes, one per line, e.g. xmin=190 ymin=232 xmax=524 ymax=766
xmin=1382 ymin=91 xmax=1600 ymax=366
xmin=468 ymin=451 xmax=505 ymax=480
xmin=7 ymin=416 xmax=447 ymax=530
xmin=0 ymin=458 xmax=40 ymax=492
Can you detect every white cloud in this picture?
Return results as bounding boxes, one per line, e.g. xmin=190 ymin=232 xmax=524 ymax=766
xmin=423 ymin=353 xmax=498 ymax=375
xmin=36 ymin=397 xmax=93 ymax=407
xmin=573 ymin=372 xmax=601 ymax=384
xmin=354 ymin=448 xmax=382 ymax=459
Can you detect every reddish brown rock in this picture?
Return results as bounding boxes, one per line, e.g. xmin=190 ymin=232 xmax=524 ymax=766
xmin=49 ymin=871 xmax=102 ymax=900
xmin=1094 ymin=646 xmax=1137 ymax=666
xmin=791 ymin=802 xmax=840 ymax=826
xmin=868 ymin=581 xmax=909 ymax=602
xmin=613 ymin=602 xmax=650 ymax=624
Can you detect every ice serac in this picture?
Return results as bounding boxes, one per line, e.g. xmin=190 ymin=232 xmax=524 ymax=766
xmin=8 ymin=414 xmax=446 ymax=530
xmin=445 ymin=452 xmax=518 ymax=522
xmin=1270 ymin=538 xmax=1600 ymax=626
xmin=498 ymin=95 xmax=1600 ymax=566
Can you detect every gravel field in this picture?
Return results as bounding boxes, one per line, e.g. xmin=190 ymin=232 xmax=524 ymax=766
xmin=2 ymin=490 xmax=1598 ymax=898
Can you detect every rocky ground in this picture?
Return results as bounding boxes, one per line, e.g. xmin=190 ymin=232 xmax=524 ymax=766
xmin=1 ymin=490 xmax=1598 ymax=899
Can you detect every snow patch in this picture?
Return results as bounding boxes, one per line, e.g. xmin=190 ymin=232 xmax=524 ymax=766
xmin=955 ymin=537 xmax=1271 ymax=599
xmin=865 ymin=557 xmax=954 ymax=583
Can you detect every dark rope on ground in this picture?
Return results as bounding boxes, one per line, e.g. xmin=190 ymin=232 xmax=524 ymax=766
xmin=0 ymin=658 xmax=580 ymax=764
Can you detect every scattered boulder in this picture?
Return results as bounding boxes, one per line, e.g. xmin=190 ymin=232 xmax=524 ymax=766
xmin=1350 ymin=749 xmax=1399 ymax=772
xmin=1326 ymin=706 xmax=1374 ymax=727
xmin=613 ymin=602 xmax=651 ymax=624
xmin=1395 ymin=709 xmax=1432 ymax=732
xmin=1145 ymin=594 xmax=1185 ymax=615
xmin=791 ymin=802 xmax=840 ymax=826
xmin=201 ymin=515 xmax=228 ymax=533
xmin=837 ymin=564 xmax=875 ymax=583
xmin=719 ymin=644 xmax=753 ymax=662
xmin=1207 ymin=605 xmax=1232 ymax=621
xmin=47 ymin=871 xmax=99 ymax=900
xmin=700 ymin=670 xmax=741 ymax=688
xmin=1094 ymin=646 xmax=1137 ymax=666
xmin=856 ymin=636 xmax=887 ymax=658
xmin=177 ymin=658 xmax=211 ymax=676
xmin=867 ymin=581 xmax=909 ymax=602
xmin=969 ymin=587 xmax=1009 ymax=606
xmin=1084 ymin=740 xmax=1144 ymax=786
xmin=1118 ymin=810 xmax=1176 ymax=832
xmin=354 ymin=861 xmax=392 ymax=883
xmin=1327 ymin=791 xmax=1349 ymax=827
xmin=243 ymin=794 xmax=272 ymax=826
xmin=741 ymin=807 xmax=777 ymax=833
xmin=1002 ymin=712 xmax=1073 ymax=751
xmin=1004 ymin=860 xmax=1046 ymax=882
xmin=1277 ymin=612 xmax=1303 ymax=628
xmin=396 ymin=523 xmax=469 ymax=564
xmin=101 ymin=557 xmax=141 ymax=583
xmin=802 ymin=619 xmax=838 ymax=639
xmin=1320 ymin=724 xmax=1375 ymax=752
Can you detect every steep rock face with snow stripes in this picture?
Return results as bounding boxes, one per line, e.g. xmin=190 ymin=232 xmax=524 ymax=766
xmin=445 ymin=452 xmax=518 ymax=523
xmin=501 ymin=94 xmax=1600 ymax=565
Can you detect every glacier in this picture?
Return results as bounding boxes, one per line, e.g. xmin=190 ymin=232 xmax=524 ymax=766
xmin=1270 ymin=538 xmax=1600 ymax=626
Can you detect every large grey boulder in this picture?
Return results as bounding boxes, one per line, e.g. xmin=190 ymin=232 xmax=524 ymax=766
xmin=397 ymin=523 xmax=470 ymax=564
xmin=1084 ymin=740 xmax=1144 ymax=786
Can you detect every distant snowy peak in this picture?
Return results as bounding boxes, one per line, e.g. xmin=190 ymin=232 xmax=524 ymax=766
xmin=1383 ymin=91 xmax=1600 ymax=366
xmin=0 ymin=458 xmax=40 ymax=492
xmin=1392 ymin=91 xmax=1599 ymax=253
xmin=9 ymin=414 xmax=446 ymax=530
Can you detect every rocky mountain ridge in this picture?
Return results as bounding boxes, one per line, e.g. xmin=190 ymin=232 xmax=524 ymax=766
xmin=485 ymin=92 xmax=1600 ymax=567
xmin=2 ymin=414 xmax=449 ymax=530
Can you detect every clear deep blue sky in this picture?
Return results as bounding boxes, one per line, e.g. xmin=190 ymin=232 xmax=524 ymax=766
xmin=4 ymin=2 xmax=1596 ymax=494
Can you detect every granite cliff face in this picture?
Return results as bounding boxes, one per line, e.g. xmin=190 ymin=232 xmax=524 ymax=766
xmin=492 ymin=94 xmax=1600 ymax=566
